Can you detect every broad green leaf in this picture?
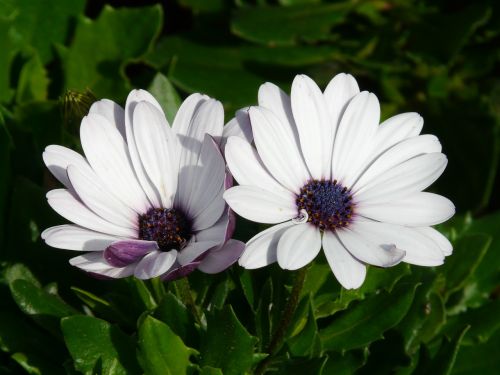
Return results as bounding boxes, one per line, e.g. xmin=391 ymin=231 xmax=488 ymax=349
xmin=147 ymin=73 xmax=181 ymax=124
xmin=0 ymin=0 xmax=85 ymax=63
xmin=200 ymin=306 xmax=256 ymax=375
xmin=61 ymin=315 xmax=140 ymax=375
xmin=255 ymin=278 xmax=273 ymax=350
xmin=138 ymin=316 xmax=194 ymax=375
xmin=4 ymin=263 xmax=41 ymax=288
xmin=231 ymin=3 xmax=351 ymax=46
xmin=71 ymin=287 xmax=130 ymax=326
xmin=238 ymin=269 xmax=255 ymax=309
xmin=125 ymin=277 xmax=157 ymax=311
xmin=0 ymin=16 xmax=18 ymax=103
xmin=62 ymin=5 xmax=162 ymax=99
xmin=15 ymin=52 xmax=49 ymax=103
xmin=452 ymin=330 xmax=500 ymax=374
xmin=414 ymin=326 xmax=470 ymax=375
xmin=441 ymin=233 xmax=491 ymax=296
xmin=276 ymin=356 xmax=328 ymax=374
xmin=200 ymin=366 xmax=223 ymax=375
xmin=319 ymin=283 xmax=418 ymax=351
xmin=287 ymin=296 xmax=319 ymax=356
xmin=322 ymin=350 xmax=367 ymax=375
xmin=179 ymin=0 xmax=226 ymax=12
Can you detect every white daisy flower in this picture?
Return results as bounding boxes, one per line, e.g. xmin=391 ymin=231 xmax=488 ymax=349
xmin=223 ymin=73 xmax=455 ymax=289
xmin=42 ymin=90 xmax=251 ymax=280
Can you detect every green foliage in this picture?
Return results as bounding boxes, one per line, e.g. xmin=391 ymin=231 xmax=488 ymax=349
xmin=1 ymin=0 xmax=499 ymax=374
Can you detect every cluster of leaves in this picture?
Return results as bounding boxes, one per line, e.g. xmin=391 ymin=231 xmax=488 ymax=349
xmin=0 ymin=0 xmax=499 ymax=374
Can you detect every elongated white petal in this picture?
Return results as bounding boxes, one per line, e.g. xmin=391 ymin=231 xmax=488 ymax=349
xmin=80 ymin=113 xmax=149 ymax=213
xmin=239 ymin=222 xmax=294 ymax=269
xmin=89 ymin=99 xmax=126 ymax=138
xmin=349 ymin=220 xmax=444 ymax=266
xmin=195 ymin=211 xmax=229 ymax=243
xmin=183 ymin=135 xmax=225 ymax=218
xmin=336 ymin=225 xmax=406 ymax=267
xmin=41 ymin=225 xmax=121 ymax=251
xmin=354 ymin=153 xmax=447 ymax=204
xmin=225 ymin=136 xmax=286 ymax=193
xmin=134 ymin=250 xmax=177 ymax=279
xmin=177 ymin=241 xmax=218 ymax=265
xmin=67 ymin=165 xmax=138 ymax=229
xmin=198 ymin=239 xmax=245 ymax=274
xmin=414 ymin=227 xmax=453 ymax=256
xmin=47 ymin=189 xmax=136 ymax=238
xmin=221 ymin=108 xmax=252 ymax=149
xmin=42 ymin=145 xmax=90 ymax=189
xmin=323 ymin=73 xmax=360 ymax=132
xmin=354 ymin=134 xmax=442 ymax=189
xmin=172 ymin=93 xmax=208 ymax=135
xmin=224 ymin=186 xmax=296 ymax=224
xmin=291 ymin=75 xmax=331 ymax=179
xmin=357 ymin=192 xmax=455 ymax=227
xmin=192 ymin=186 xmax=226 ymax=231
xmin=374 ymin=112 xmax=424 ymax=152
xmin=69 ymin=252 xmax=136 ymax=278
xmin=322 ymin=230 xmax=366 ymax=289
xmin=258 ymin=82 xmax=297 ymax=138
xmin=277 ymin=224 xmax=321 ymax=270
xmin=332 ymin=91 xmax=380 ymax=187
xmin=124 ymin=89 xmax=163 ymax=208
xmin=250 ymin=106 xmax=309 ymax=192
xmin=133 ymin=101 xmax=178 ymax=208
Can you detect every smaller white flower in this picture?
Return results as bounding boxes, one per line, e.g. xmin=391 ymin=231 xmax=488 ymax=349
xmin=224 ymin=73 xmax=455 ymax=289
xmin=42 ymin=90 xmax=251 ymax=280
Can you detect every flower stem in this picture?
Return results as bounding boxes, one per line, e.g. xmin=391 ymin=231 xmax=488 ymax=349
xmin=174 ymin=277 xmax=202 ymax=326
xmin=255 ymin=266 xmax=308 ymax=375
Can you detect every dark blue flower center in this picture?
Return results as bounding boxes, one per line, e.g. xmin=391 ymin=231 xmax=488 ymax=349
xmin=296 ymin=179 xmax=354 ymax=231
xmin=138 ymin=208 xmax=192 ymax=251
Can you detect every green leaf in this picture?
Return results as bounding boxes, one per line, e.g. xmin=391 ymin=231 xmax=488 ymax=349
xmin=200 ymin=366 xmax=223 ymax=375
xmin=15 ymin=52 xmax=49 ymax=103
xmin=319 ymin=282 xmax=418 ymax=351
xmin=62 ymin=5 xmax=162 ymax=99
xmin=287 ymin=297 xmax=320 ymax=356
xmin=125 ymin=277 xmax=157 ymax=311
xmin=4 ymin=263 xmax=41 ymax=288
xmin=322 ymin=350 xmax=367 ymax=375
xmin=200 ymin=305 xmax=256 ymax=375
xmin=414 ymin=326 xmax=470 ymax=375
xmin=71 ymin=287 xmax=130 ymax=326
xmin=147 ymin=73 xmax=181 ymax=124
xmin=138 ymin=316 xmax=194 ymax=375
xmin=452 ymin=330 xmax=500 ymax=375
xmin=441 ymin=233 xmax=491 ymax=296
xmin=61 ymin=315 xmax=141 ymax=375
xmin=231 ymin=3 xmax=350 ymax=46
xmin=276 ymin=356 xmax=328 ymax=374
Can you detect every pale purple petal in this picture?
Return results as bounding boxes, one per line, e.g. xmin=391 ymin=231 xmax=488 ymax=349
xmin=104 ymin=240 xmax=158 ymax=267
xmin=161 ymin=261 xmax=201 ymax=281
xmin=198 ymin=239 xmax=245 ymax=274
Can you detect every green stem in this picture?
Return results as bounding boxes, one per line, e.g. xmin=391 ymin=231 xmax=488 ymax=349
xmin=175 ymin=277 xmax=202 ymax=326
xmin=255 ymin=267 xmax=308 ymax=375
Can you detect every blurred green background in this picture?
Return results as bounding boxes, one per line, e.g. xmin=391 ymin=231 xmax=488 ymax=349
xmin=0 ymin=0 xmax=499 ymax=374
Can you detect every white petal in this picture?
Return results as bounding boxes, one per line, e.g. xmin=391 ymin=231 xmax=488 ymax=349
xmin=250 ymin=106 xmax=309 ymax=192
xmin=258 ymin=82 xmax=297 ymax=137
xmin=172 ymin=93 xmax=208 ymax=135
xmin=124 ymin=89 xmax=163 ymax=208
xmin=357 ymin=192 xmax=455 ymax=227
xmin=177 ymin=241 xmax=218 ymax=265
xmin=323 ymin=73 xmax=360 ymax=132
xmin=198 ymin=239 xmax=245 ymax=274
xmin=374 ymin=112 xmax=424 ymax=153
xmin=42 ymin=145 xmax=90 ymax=189
xmin=134 ymin=250 xmax=178 ymax=279
xmin=47 ymin=189 xmax=136 ymax=238
xmin=89 ymin=99 xmax=126 ymax=138
xmin=354 ymin=134 xmax=442 ymax=190
xmin=223 ymin=186 xmax=296 ymax=224
xmin=322 ymin=230 xmax=366 ymax=289
xmin=41 ymin=225 xmax=121 ymax=251
xmin=239 ymin=222 xmax=294 ymax=269
xmin=220 ymin=108 xmax=253 ymax=149
xmin=192 ymin=186 xmax=226 ymax=231
xmin=414 ymin=227 xmax=453 ymax=256
xmin=183 ymin=135 xmax=225 ymax=219
xmin=195 ymin=211 xmax=229 ymax=243
xmin=225 ymin=136 xmax=286 ymax=193
xmin=336 ymin=224 xmax=406 ymax=267
xmin=291 ymin=74 xmax=331 ymax=179
xmin=277 ymin=224 xmax=321 ymax=270
xmin=69 ymin=252 xmax=136 ymax=278
xmin=67 ymin=165 xmax=138 ymax=229
xmin=348 ymin=220 xmax=444 ymax=266
xmin=133 ymin=101 xmax=178 ymax=207
xmin=332 ymin=91 xmax=380 ymax=187
xmin=80 ymin=113 xmax=149 ymax=213
xmin=354 ymin=153 xmax=447 ymax=204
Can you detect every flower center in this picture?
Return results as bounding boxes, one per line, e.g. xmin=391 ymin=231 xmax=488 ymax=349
xmin=296 ymin=179 xmax=354 ymax=231
xmin=138 ymin=208 xmax=192 ymax=251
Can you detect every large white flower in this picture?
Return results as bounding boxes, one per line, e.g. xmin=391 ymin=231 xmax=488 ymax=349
xmin=42 ymin=90 xmax=251 ymax=280
xmin=224 ymin=73 xmax=455 ymax=289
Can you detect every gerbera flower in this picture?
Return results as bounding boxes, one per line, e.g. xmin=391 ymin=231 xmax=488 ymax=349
xmin=42 ymin=90 xmax=250 ymax=280
xmin=224 ymin=73 xmax=455 ymax=289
